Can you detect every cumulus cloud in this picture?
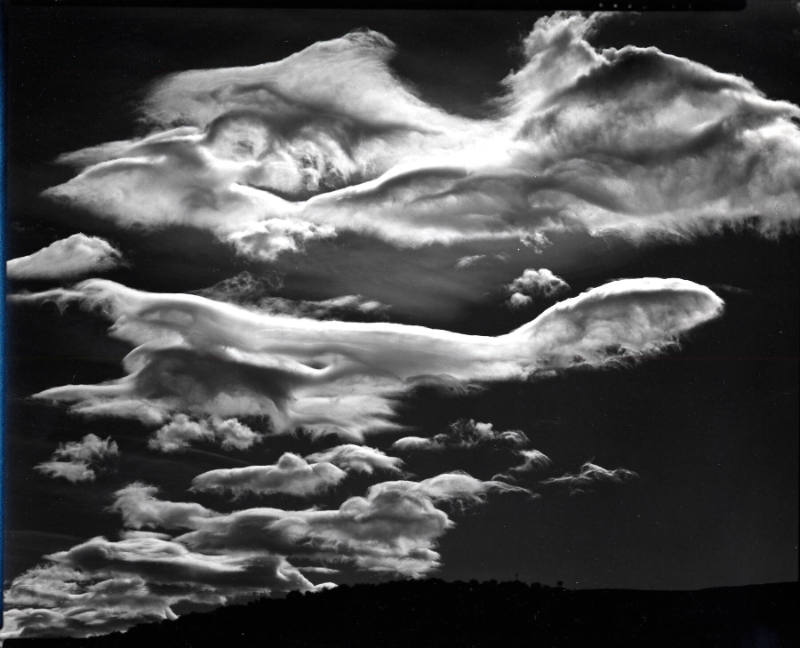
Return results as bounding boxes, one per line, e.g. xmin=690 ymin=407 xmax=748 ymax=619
xmin=506 ymin=268 xmax=570 ymax=308
xmin=38 ymin=14 xmax=800 ymax=265
xmin=13 ymin=276 xmax=723 ymax=439
xmin=393 ymin=419 xmax=529 ymax=453
xmin=191 ymin=453 xmax=347 ymax=498
xmin=541 ymin=461 xmax=638 ymax=495
xmin=35 ymin=434 xmax=119 ymax=483
xmin=305 ymin=444 xmax=404 ymax=474
xmin=148 ymin=414 xmax=261 ymax=453
xmin=6 ymin=234 xmax=124 ymax=281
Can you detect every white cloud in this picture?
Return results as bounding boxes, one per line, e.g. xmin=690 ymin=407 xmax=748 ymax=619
xmin=14 ymin=276 xmax=723 ymax=439
xmin=35 ymin=434 xmax=119 ymax=483
xmin=6 ymin=234 xmax=124 ymax=280
xmin=37 ymin=14 xmax=799 ymax=265
xmin=177 ymin=472 xmax=527 ymax=576
xmin=507 ymin=268 xmax=570 ymax=299
xmin=392 ymin=419 xmax=529 ymax=453
xmin=0 ymin=533 xmax=315 ymax=640
xmin=111 ymin=483 xmax=216 ymax=530
xmin=305 ymin=444 xmax=404 ymax=474
xmin=148 ymin=415 xmax=261 ymax=453
xmin=542 ymin=461 xmax=638 ymax=495
xmin=507 ymin=292 xmax=534 ymax=309
xmin=191 ymin=453 xmax=347 ymax=498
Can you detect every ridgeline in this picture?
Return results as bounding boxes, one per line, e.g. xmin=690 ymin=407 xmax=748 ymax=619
xmin=8 ymin=579 xmax=797 ymax=647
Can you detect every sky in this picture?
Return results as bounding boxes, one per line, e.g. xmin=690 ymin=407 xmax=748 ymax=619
xmin=2 ymin=4 xmax=799 ymax=640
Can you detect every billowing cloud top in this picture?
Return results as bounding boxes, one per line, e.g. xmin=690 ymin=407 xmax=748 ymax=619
xmin=7 ymin=234 xmax=124 ymax=280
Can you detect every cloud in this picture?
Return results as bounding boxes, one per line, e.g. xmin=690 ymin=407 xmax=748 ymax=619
xmin=191 ymin=271 xmax=389 ymax=319
xmin=392 ymin=419 xmax=529 ymax=453
xmin=35 ymin=434 xmax=119 ymax=483
xmin=105 ymin=474 xmax=526 ymax=580
xmin=305 ymin=444 xmax=404 ymax=474
xmin=1 ymin=535 xmax=314 ymax=640
xmin=193 ymin=272 xmax=389 ymax=321
xmin=148 ymin=414 xmax=261 ymax=453
xmin=506 ymin=269 xmax=570 ymax=308
xmin=6 ymin=234 xmax=124 ymax=281
xmin=492 ymin=449 xmax=553 ymax=483
xmin=541 ymin=461 xmax=638 ymax=495
xmin=13 ymin=276 xmax=723 ymax=439
xmin=111 ymin=483 xmax=217 ymax=530
xmin=36 ymin=14 xmax=800 ymax=269
xmin=191 ymin=453 xmax=347 ymax=498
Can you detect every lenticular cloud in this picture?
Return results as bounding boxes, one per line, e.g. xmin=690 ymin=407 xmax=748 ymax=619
xmin=14 ymin=276 xmax=723 ymax=439
xmin=42 ymin=13 xmax=800 ymax=262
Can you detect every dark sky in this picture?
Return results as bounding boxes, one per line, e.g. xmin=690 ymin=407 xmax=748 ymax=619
xmin=2 ymin=3 xmax=799 ymax=639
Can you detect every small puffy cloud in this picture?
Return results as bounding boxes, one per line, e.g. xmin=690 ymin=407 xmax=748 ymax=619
xmin=393 ymin=419 xmax=529 ymax=453
xmin=6 ymin=234 xmax=124 ymax=280
xmin=306 ymin=444 xmax=404 ymax=474
xmin=111 ymin=483 xmax=217 ymax=530
xmin=35 ymin=434 xmax=119 ymax=483
xmin=148 ymin=415 xmax=261 ymax=453
xmin=191 ymin=453 xmax=347 ymax=497
xmin=542 ymin=461 xmax=638 ymax=495
xmin=506 ymin=268 xmax=570 ymax=302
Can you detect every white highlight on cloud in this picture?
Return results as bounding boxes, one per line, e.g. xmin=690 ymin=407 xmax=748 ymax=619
xmin=392 ymin=419 xmax=529 ymax=453
xmin=6 ymin=234 xmax=124 ymax=280
xmin=306 ymin=444 xmax=404 ymax=474
xmin=40 ymin=13 xmax=800 ymax=263
xmin=506 ymin=268 xmax=570 ymax=308
xmin=541 ymin=461 xmax=638 ymax=495
xmin=35 ymin=434 xmax=119 ymax=483
xmin=148 ymin=414 xmax=261 ymax=453
xmin=13 ymin=276 xmax=724 ymax=439
xmin=191 ymin=453 xmax=347 ymax=498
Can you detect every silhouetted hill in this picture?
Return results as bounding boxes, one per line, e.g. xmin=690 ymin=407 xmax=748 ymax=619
xmin=8 ymin=580 xmax=797 ymax=647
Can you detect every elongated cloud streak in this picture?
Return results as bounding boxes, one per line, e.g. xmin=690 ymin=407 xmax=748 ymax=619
xmin=542 ymin=461 xmax=638 ymax=494
xmin=7 ymin=234 xmax=124 ymax=280
xmin=192 ymin=453 xmax=347 ymax=498
xmin=13 ymin=276 xmax=723 ymax=439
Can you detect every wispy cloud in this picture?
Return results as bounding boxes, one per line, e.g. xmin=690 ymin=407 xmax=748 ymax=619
xmin=35 ymin=434 xmax=119 ymax=483
xmin=542 ymin=461 xmax=639 ymax=495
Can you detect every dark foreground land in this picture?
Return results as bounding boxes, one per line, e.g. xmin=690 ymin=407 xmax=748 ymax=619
xmin=8 ymin=580 xmax=797 ymax=647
